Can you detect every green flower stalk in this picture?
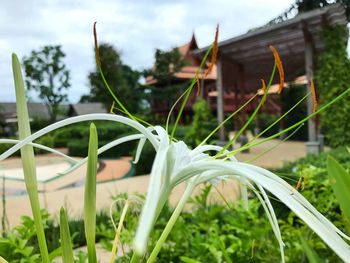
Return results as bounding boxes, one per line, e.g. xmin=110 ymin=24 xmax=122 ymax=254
xmin=12 ymin=53 xmax=50 ymax=262
xmin=84 ymin=123 xmax=98 ymax=263
xmin=60 ymin=207 xmax=74 ymax=263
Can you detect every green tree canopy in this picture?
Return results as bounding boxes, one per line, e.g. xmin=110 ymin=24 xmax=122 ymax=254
xmin=81 ymin=43 xmax=144 ymax=113
xmin=148 ymin=48 xmax=186 ymax=84
xmin=23 ymin=45 xmax=70 ymax=122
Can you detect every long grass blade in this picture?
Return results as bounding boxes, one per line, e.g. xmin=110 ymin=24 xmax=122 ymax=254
xmin=12 ymin=53 xmax=50 ymax=262
xmin=84 ymin=123 xmax=98 ymax=263
xmin=327 ymin=156 xmax=350 ymax=227
xmin=60 ymin=207 xmax=74 ymax=263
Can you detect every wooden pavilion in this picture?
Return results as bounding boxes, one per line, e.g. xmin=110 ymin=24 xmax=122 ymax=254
xmin=195 ymin=3 xmax=348 ymax=150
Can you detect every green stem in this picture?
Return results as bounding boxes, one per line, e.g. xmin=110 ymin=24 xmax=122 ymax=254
xmin=130 ymin=252 xmax=141 ymax=263
xmin=169 ymin=46 xmax=213 ymax=141
xmin=12 ymin=54 xmax=50 ymax=263
xmin=109 ymin=201 xmax=129 ymax=263
xmin=199 ymin=93 xmax=258 ymax=146
xmin=215 ymin=64 xmax=277 ymax=157
xmin=147 ymin=183 xmax=195 ymax=263
xmin=225 ymin=86 xmax=350 ymax=158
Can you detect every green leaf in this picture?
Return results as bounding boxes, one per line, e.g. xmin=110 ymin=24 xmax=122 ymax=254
xmin=12 ymin=53 xmax=50 ymax=262
xmin=327 ymin=155 xmax=350 ymax=223
xmin=60 ymin=207 xmax=74 ymax=263
xmin=180 ymin=256 xmax=202 ymax=263
xmin=84 ymin=123 xmax=98 ymax=263
xmin=299 ymin=235 xmax=323 ymax=263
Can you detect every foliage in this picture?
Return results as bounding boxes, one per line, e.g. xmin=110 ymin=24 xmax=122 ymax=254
xmin=81 ymin=43 xmax=145 ymax=113
xmin=185 ymin=98 xmax=215 ymax=147
xmin=315 ymin=25 xmax=350 ymax=147
xmin=23 ymin=45 xmax=70 ymax=122
xmin=148 ymin=48 xmax=186 ymax=84
xmin=52 ymin=121 xmax=134 ymax=147
xmin=3 ymin=144 xmax=350 ymax=263
xmin=145 ymin=47 xmax=188 ymax=123
xmin=267 ymin=0 xmax=350 ymax=26
xmin=327 ymin=155 xmax=350 ymax=230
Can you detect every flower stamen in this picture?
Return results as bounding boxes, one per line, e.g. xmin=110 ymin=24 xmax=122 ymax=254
xmin=269 ymin=45 xmax=284 ymax=94
xmin=205 ymin=24 xmax=219 ymax=77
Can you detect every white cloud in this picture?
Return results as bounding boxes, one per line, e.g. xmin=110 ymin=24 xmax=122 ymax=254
xmin=1 ymin=0 xmax=305 ymax=103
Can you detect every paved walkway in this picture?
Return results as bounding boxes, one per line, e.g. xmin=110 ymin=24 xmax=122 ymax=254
xmin=1 ymin=138 xmax=308 ymax=228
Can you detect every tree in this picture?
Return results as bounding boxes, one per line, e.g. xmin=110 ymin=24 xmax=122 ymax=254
xmin=23 ymin=45 xmax=70 ymax=122
xmin=150 ymin=48 xmax=186 ymax=84
xmin=81 ymin=43 xmax=144 ymax=113
xmin=266 ymin=0 xmax=350 ymax=25
xmin=145 ymin=48 xmax=188 ymax=122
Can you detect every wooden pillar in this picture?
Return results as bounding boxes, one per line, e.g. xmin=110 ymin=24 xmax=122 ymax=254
xmin=303 ymin=25 xmax=317 ymax=142
xmin=216 ymin=56 xmax=225 ymax=141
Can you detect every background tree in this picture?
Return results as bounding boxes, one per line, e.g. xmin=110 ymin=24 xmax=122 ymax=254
xmin=81 ymin=43 xmax=144 ymax=113
xmin=23 ymin=45 xmax=70 ymax=122
xmin=266 ymin=0 xmax=350 ymax=25
xmin=145 ymin=48 xmax=187 ymax=122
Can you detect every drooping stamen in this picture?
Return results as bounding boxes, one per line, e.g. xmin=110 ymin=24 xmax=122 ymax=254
xmin=110 ymin=101 xmax=115 ymax=114
xmin=205 ymin=24 xmax=219 ymax=77
xmin=196 ymin=75 xmax=201 ymax=96
xmin=310 ymin=79 xmax=317 ymax=113
xmin=296 ymin=176 xmax=303 ymax=191
xmin=93 ymin=22 xmax=101 ymax=67
xmin=261 ymin=79 xmax=267 ymax=105
xmin=92 ymin=22 xmax=136 ymax=121
xmin=269 ymin=45 xmax=284 ymax=94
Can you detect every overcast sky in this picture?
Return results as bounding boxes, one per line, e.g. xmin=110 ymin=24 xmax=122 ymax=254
xmin=1 ymin=0 xmax=346 ymax=103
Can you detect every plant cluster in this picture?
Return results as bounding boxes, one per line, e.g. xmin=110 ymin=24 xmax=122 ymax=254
xmin=315 ymin=25 xmax=350 ymax=147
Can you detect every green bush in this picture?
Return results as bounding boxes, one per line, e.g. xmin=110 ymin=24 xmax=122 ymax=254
xmin=53 ymin=121 xmax=134 ymax=148
xmin=67 ymin=139 xmax=137 ymax=158
xmin=316 ymin=25 xmax=350 ymax=147
xmin=185 ymin=98 xmax=216 ymax=148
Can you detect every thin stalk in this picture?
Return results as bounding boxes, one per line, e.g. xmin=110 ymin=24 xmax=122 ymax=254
xmin=169 ymin=46 xmax=213 ymax=141
xmin=245 ymin=124 xmax=304 ymax=163
xmin=165 ymin=85 xmax=192 ymax=133
xmin=109 ymin=201 xmax=129 ymax=263
xmin=60 ymin=207 xmax=74 ymax=263
xmin=147 ymin=183 xmax=195 ymax=263
xmin=247 ymin=92 xmax=309 ymax=145
xmin=12 ymin=53 xmax=50 ymax=262
xmin=130 ymin=253 xmax=141 ymax=263
xmin=199 ymin=93 xmax=258 ymax=146
xmin=215 ymin=64 xmax=277 ymax=157
xmin=224 ymin=86 xmax=350 ymax=158
xmin=93 ymin=22 xmax=135 ymax=121
xmin=84 ymin=123 xmax=98 ymax=263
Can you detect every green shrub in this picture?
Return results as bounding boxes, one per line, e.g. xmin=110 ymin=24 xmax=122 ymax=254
xmin=185 ymin=98 xmax=216 ymax=148
xmin=67 ymin=139 xmax=137 ymax=158
xmin=53 ymin=121 xmax=134 ymax=147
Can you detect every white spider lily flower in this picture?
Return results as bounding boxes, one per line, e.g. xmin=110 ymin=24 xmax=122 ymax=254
xmin=132 ymin=127 xmax=350 ymax=262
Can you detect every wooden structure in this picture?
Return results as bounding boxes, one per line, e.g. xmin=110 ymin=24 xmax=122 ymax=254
xmin=146 ymin=34 xmax=281 ymax=123
xmin=195 ymin=4 xmax=347 ymax=143
xmin=145 ymin=34 xmax=216 ymax=122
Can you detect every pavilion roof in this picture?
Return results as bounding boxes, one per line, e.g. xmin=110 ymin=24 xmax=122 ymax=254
xmin=195 ymin=4 xmax=348 ymax=92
